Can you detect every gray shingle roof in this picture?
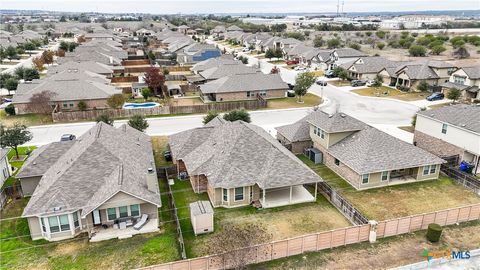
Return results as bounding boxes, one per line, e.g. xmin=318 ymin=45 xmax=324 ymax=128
xmin=191 ymin=55 xmax=238 ymax=73
xmin=47 ymin=61 xmax=113 ymax=76
xmin=200 ymin=73 xmax=288 ymax=94
xmin=394 ymin=60 xmax=454 ymax=80
xmin=307 ymin=110 xmax=366 ymax=133
xmin=16 ymin=142 xmax=75 ymax=178
xmin=199 ymin=63 xmax=259 ymax=80
xmin=169 ymin=121 xmax=322 ymax=189
xmin=190 ymin=201 xmax=213 ymax=216
xmin=417 ymin=104 xmax=480 ymax=134
xmin=275 ymin=115 xmax=312 ymax=143
xmin=334 ymin=48 xmax=367 ymax=58
xmin=22 ymin=123 xmax=160 ymax=218
xmin=341 ymin=56 xmax=399 ymax=74
xmin=462 ymin=66 xmax=480 ymax=79
xmin=328 ymin=125 xmax=445 ymax=174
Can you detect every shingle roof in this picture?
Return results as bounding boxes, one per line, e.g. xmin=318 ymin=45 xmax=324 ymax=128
xmin=275 ymin=115 xmax=312 ymax=143
xmin=417 ymin=104 xmax=480 ymax=134
xmin=16 ymin=142 xmax=75 ymax=178
xmin=47 ymin=61 xmax=113 ymax=76
xmin=191 ymin=55 xmax=238 ymax=73
xmin=22 ymin=123 xmax=160 ymax=218
xmin=199 ymin=63 xmax=259 ymax=80
xmin=190 ymin=201 xmax=213 ymax=216
xmin=169 ymin=121 xmax=322 ymax=189
xmin=334 ymin=48 xmax=367 ymax=58
xmin=307 ymin=110 xmax=366 ymax=133
xmin=394 ymin=60 xmax=454 ymax=80
xmin=328 ymin=125 xmax=445 ymax=174
xmin=462 ymin=66 xmax=480 ymax=79
xmin=200 ymin=73 xmax=288 ymax=94
xmin=341 ymin=56 xmax=399 ymax=74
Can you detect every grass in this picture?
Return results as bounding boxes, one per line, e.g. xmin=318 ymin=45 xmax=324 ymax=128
xmin=0 ymin=111 xmax=53 ymax=127
xmin=171 ymin=180 xmax=350 ymax=258
xmin=399 ymin=125 xmax=415 ymax=133
xmin=151 ymin=136 xmax=173 ymax=168
xmin=351 ymin=87 xmax=428 ymax=101
xmin=267 ymin=60 xmax=286 ymax=64
xmin=428 ymin=102 xmax=453 ymax=109
xmin=307 ymin=70 xmax=324 ymax=77
xmin=170 ymin=97 xmax=204 ymax=106
xmin=329 ymin=80 xmax=351 ymax=87
xmin=2 ymin=147 xmax=37 ymax=189
xmin=251 ymin=220 xmax=480 ymax=269
xmin=298 ymin=155 xmax=480 ymax=220
xmin=267 ymin=94 xmax=322 ymax=109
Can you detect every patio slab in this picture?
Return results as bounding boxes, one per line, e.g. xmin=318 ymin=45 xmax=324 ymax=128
xmin=263 ymin=185 xmax=315 ymax=208
xmin=90 ymin=218 xmax=159 ymax=242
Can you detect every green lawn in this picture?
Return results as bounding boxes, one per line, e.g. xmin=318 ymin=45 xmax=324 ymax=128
xmin=171 ymin=179 xmax=350 ymax=258
xmin=151 ymin=136 xmax=173 ymax=168
xmin=299 ymin=155 xmax=480 ymax=220
xmin=267 ymin=94 xmax=322 ymax=109
xmin=351 ymin=87 xmax=428 ymax=101
xmin=329 ymin=80 xmax=351 ymax=87
xmin=2 ymin=147 xmax=37 ymax=189
xmin=1 ymin=110 xmax=53 ymax=127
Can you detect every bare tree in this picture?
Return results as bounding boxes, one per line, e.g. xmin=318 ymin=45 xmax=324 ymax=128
xmin=207 ymin=222 xmax=272 ymax=269
xmin=27 ymin=91 xmax=56 ymax=114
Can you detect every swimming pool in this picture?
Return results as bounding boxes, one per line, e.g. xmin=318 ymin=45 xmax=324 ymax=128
xmin=123 ymin=102 xmax=160 ymax=109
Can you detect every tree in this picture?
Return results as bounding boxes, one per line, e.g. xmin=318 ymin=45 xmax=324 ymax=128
xmin=144 ymin=67 xmax=166 ymax=97
xmin=408 ymin=45 xmax=427 ymax=57
xmin=238 ymin=55 xmax=248 ymax=64
xmin=0 ymin=123 xmax=33 ymax=159
xmin=77 ymin=101 xmax=87 ymax=111
xmin=203 ymin=111 xmax=219 ymax=124
xmin=5 ymin=46 xmax=17 ymax=60
xmin=107 ymin=94 xmax=125 ymax=109
xmin=453 ymin=46 xmax=470 ymax=59
xmin=417 ymin=81 xmax=429 ymax=92
xmin=372 ymin=74 xmax=383 ymax=87
xmin=430 ymin=45 xmax=446 ymax=55
xmin=4 ymin=78 xmax=18 ymax=94
xmin=0 ymin=73 xmax=13 ymax=88
xmin=294 ymin=72 xmax=316 ymax=103
xmin=14 ymin=67 xmax=40 ymax=81
xmin=223 ymin=109 xmax=251 ymax=123
xmin=27 ymin=90 xmax=56 ymax=114
xmin=148 ymin=51 xmax=156 ymax=60
xmin=141 ymin=88 xmax=153 ymax=100
xmin=375 ymin=30 xmax=386 ymax=39
xmin=59 ymin=41 xmax=69 ymax=51
xmin=5 ymin=104 xmax=15 ymax=116
xmin=207 ymin=222 xmax=272 ymax=269
xmin=327 ymin=38 xmax=341 ymax=49
xmin=349 ymin=43 xmax=361 ymax=50
xmin=67 ymin=42 xmax=77 ymax=52
xmin=24 ymin=42 xmax=36 ymax=51
xmin=96 ymin=114 xmax=114 ymax=125
xmin=41 ymin=50 xmax=54 ymax=65
xmin=447 ymin=88 xmax=461 ymax=103
xmin=32 ymin=56 xmax=45 ymax=71
xmin=128 ymin=114 xmax=149 ymax=132
xmin=265 ymin=48 xmax=275 ymax=59
xmin=377 ymin=42 xmax=385 ymax=50
xmin=335 ymin=67 xmax=350 ymax=81
xmin=313 ymin=36 xmax=324 ymax=47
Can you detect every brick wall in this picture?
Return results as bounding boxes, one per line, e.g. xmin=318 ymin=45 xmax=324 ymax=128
xmin=215 ymin=89 xmax=286 ymax=102
xmin=190 ymin=174 xmax=208 ymax=193
xmin=413 ymin=130 xmax=464 ymax=159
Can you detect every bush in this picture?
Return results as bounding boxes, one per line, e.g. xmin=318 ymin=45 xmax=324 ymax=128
xmin=327 ymin=38 xmax=341 ymax=49
xmin=96 ymin=114 xmax=114 ymax=125
xmin=77 ymin=101 xmax=87 ymax=111
xmin=349 ymin=43 xmax=361 ymax=50
xmin=430 ymin=45 xmax=446 ymax=55
xmin=128 ymin=114 xmax=149 ymax=132
xmin=377 ymin=42 xmax=385 ymax=50
xmin=223 ymin=109 xmax=251 ymax=123
xmin=417 ymin=81 xmax=429 ymax=92
xmin=203 ymin=111 xmax=219 ymax=124
xmin=409 ymin=45 xmax=427 ymax=57
xmin=106 ymin=94 xmax=125 ymax=109
xmin=426 ymin=223 xmax=442 ymax=242
xmin=5 ymin=104 xmax=15 ymax=115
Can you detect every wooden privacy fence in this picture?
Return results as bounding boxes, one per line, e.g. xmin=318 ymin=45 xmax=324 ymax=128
xmin=163 ymin=66 xmax=192 ymax=72
xmin=111 ymin=76 xmax=139 ymax=83
xmin=52 ymin=99 xmax=267 ymax=122
xmin=137 ymin=203 xmax=480 ymax=270
xmin=122 ymin=59 xmax=151 ymax=66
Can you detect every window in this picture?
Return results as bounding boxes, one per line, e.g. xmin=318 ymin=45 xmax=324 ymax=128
xmin=381 ymin=171 xmax=389 ymax=181
xmin=430 ymin=165 xmax=437 ymax=174
xmin=234 ymin=187 xmax=244 ymax=201
xmin=246 ymin=91 xmax=254 ymax=97
xmin=362 ymin=174 xmax=369 ymax=184
xmin=441 ymin=123 xmax=447 ymax=134
xmin=423 ymin=165 xmax=430 ymax=175
xmin=314 ymin=127 xmax=317 ymax=135
xmin=63 ymin=103 xmax=68 ymax=108
xmin=130 ymin=204 xmax=140 ymax=217
xmin=223 ymin=189 xmax=228 ymax=202
xmin=423 ymin=165 xmax=437 ymax=175
xmin=73 ymin=212 xmax=79 ymax=228
xmin=319 ymin=128 xmax=325 ymax=139
xmin=453 ymin=75 xmax=465 ymax=85
xmin=334 ymin=158 xmax=340 ymax=166
xmin=119 ymin=206 xmax=128 ymax=218
xmin=107 ymin=208 xmax=117 ymax=220
xmin=59 ymin=215 xmax=70 ymax=231
xmin=48 ymin=216 xmax=60 ymax=233
xmin=69 ymin=103 xmax=74 ymax=107
xmin=259 ymin=91 xmax=266 ymax=96
xmin=41 ymin=218 xmax=46 ymax=232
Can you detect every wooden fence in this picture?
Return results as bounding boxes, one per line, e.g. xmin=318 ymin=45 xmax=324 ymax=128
xmin=138 ymin=203 xmax=480 ymax=270
xmin=163 ymin=66 xmax=192 ymax=72
xmin=122 ymin=59 xmax=151 ymax=66
xmin=52 ymin=99 xmax=267 ymax=122
xmin=0 ymin=184 xmax=23 ymax=210
xmin=111 ymin=76 xmax=139 ymax=83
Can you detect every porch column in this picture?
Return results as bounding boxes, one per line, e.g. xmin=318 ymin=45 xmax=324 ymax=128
xmin=289 ymin=186 xmax=293 ymax=204
xmin=262 ymin=189 xmax=266 ymax=206
xmin=68 ymin=213 xmax=75 ymax=236
xmin=314 ymin=182 xmax=318 ymax=200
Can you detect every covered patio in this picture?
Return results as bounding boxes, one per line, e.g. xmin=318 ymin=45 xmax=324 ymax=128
xmin=261 ymin=184 xmax=317 ymax=208
xmin=89 ymin=219 xmax=159 ymax=242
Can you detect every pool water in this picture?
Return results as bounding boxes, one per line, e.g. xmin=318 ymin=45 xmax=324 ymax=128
xmin=123 ymin=102 xmax=160 ymax=109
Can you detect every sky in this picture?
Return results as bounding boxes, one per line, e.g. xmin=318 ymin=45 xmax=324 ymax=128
xmin=1 ymin=0 xmax=479 ymax=14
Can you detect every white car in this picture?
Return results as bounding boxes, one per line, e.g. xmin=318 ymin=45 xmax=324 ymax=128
xmin=294 ymin=66 xmax=307 ymax=71
xmin=366 ymin=80 xmax=376 ymax=87
xmin=242 ymin=48 xmax=250 ymax=52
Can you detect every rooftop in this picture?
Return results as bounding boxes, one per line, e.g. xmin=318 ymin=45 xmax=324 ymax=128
xmin=417 ymin=104 xmax=480 ymax=134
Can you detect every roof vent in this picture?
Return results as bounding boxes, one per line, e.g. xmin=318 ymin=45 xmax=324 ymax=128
xmin=340 ymin=113 xmax=346 ymax=118
xmin=461 ymin=124 xmax=466 ymax=127
xmin=53 ymin=206 xmax=62 ymax=212
xmin=328 ymin=114 xmax=333 ymax=118
xmin=33 ymin=161 xmax=37 ymax=165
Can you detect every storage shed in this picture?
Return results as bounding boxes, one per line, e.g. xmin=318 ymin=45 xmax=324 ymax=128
xmin=190 ymin=201 xmax=214 ymax=235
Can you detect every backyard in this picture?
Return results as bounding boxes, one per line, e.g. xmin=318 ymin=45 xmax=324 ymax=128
xmin=351 ymin=87 xmax=429 ymax=101
xmin=299 ymin=155 xmax=480 ymax=221
xmin=267 ymin=94 xmax=322 ymax=109
xmin=151 ymin=136 xmax=173 ymax=168
xmin=0 ymin=110 xmax=53 ymax=127
xmin=2 ymin=146 xmax=37 ymax=188
xmin=170 ymin=180 xmax=350 ymax=258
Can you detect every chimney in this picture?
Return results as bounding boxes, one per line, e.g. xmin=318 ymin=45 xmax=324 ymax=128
xmin=146 ymin=168 xmax=157 ymax=193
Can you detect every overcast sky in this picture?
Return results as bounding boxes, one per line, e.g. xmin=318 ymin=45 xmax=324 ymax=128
xmin=1 ymin=0 xmax=479 ymax=14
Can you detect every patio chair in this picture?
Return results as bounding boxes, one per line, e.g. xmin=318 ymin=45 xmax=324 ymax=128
xmin=119 ymin=221 xmax=127 ymax=230
xmin=133 ymin=214 xmax=149 ymax=230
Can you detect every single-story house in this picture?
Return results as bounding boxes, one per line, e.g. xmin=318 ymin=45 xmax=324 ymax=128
xmin=198 ymin=62 xmax=259 ymax=81
xmin=168 ymin=118 xmax=323 ymax=209
xmin=199 ymin=73 xmax=288 ymax=102
xmin=341 ymin=56 xmax=401 ymax=81
xmin=276 ymin=110 xmax=445 ymax=190
xmin=47 ymin=61 xmax=114 ymax=77
xmin=176 ymin=43 xmax=222 ymax=65
xmin=191 ymin=55 xmax=238 ymax=74
xmin=393 ymin=60 xmax=455 ymax=90
xmin=21 ymin=123 xmax=161 ymax=242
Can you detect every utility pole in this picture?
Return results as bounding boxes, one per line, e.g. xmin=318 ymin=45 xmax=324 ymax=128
xmin=336 ymin=0 xmax=340 ymax=17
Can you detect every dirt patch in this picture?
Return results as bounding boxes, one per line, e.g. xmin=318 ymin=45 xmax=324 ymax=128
xmin=50 ymin=240 xmax=88 ymax=257
xmin=170 ymin=97 xmax=204 ymax=106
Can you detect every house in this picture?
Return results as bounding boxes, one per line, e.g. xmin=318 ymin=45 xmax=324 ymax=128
xmin=0 ymin=149 xmax=12 ymax=188
xmin=12 ymin=70 xmax=122 ymax=114
xmin=176 ymin=43 xmax=222 ymax=65
xmin=393 ymin=60 xmax=455 ymax=90
xmin=211 ymin=25 xmax=226 ymax=39
xmin=226 ymin=25 xmax=243 ymax=32
xmin=198 ymin=62 xmax=259 ymax=81
xmin=329 ymin=48 xmax=367 ymax=70
xmin=414 ymin=104 xmax=480 ymax=175
xmin=276 ymin=110 xmax=445 ymax=190
xmin=177 ymin=25 xmax=190 ymax=35
xmin=199 ymin=73 xmax=288 ymax=102
xmin=47 ymin=61 xmax=114 ymax=77
xmin=84 ymin=32 xmax=115 ymax=41
xmin=20 ymin=122 xmax=161 ymax=242
xmin=341 ymin=56 xmax=401 ymax=81
xmin=168 ymin=119 xmax=322 ymax=209
xmin=190 ymin=55 xmax=238 ymax=74
xmin=441 ymin=66 xmax=480 ymax=102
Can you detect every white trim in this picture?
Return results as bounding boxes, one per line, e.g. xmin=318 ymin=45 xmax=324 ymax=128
xmin=361 ymin=173 xmax=370 ymax=184
xmin=222 ymin=188 xmax=229 ymax=203
xmin=234 ymin=187 xmax=244 ymax=202
xmin=381 ymin=171 xmax=389 ymax=181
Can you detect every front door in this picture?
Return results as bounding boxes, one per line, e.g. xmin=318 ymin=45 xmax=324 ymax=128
xmin=92 ymin=210 xmax=101 ymax=226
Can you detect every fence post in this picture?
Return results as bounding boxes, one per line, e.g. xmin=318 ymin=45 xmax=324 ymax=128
xmin=368 ymin=220 xmax=377 ymax=243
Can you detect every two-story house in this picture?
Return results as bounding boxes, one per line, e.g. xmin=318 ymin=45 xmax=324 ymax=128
xmin=441 ymin=66 xmax=480 ymax=102
xmin=414 ymin=104 xmax=480 ymax=175
xmin=276 ymin=110 xmax=445 ymax=190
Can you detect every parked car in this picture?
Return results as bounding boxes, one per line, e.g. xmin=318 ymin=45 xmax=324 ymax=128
xmin=242 ymin=47 xmax=250 ymax=52
xmin=60 ymin=134 xmax=76 ymax=141
xmin=325 ymin=70 xmax=336 ymax=78
xmin=287 ymin=83 xmax=295 ymax=90
xmin=287 ymin=90 xmax=296 ymax=97
xmin=164 ymin=150 xmax=172 ymax=162
xmin=366 ymin=80 xmax=376 ymax=87
xmin=426 ymin=92 xmax=444 ymax=101
xmin=286 ymin=59 xmax=299 ymax=65
xmin=351 ymin=80 xmax=367 ymax=87
xmin=294 ymin=66 xmax=307 ymax=71
xmin=316 ymin=80 xmax=327 ymax=86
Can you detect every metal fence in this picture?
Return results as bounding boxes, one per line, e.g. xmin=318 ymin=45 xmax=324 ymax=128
xmin=441 ymin=165 xmax=480 ymax=194
xmin=0 ymin=184 xmax=23 ymax=210
xmin=317 ymin=182 xmax=369 ymax=225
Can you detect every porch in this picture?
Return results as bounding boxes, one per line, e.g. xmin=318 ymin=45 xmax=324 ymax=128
xmin=261 ymin=184 xmax=317 ymax=208
xmin=89 ymin=218 xmax=159 ymax=242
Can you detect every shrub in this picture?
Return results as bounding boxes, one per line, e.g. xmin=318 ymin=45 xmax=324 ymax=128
xmin=223 ymin=109 xmax=251 ymax=123
xmin=417 ymin=81 xmax=429 ymax=92
xmin=409 ymin=45 xmax=427 ymax=57
xmin=5 ymin=104 xmax=15 ymax=115
xmin=430 ymin=45 xmax=446 ymax=55
xmin=106 ymin=94 xmax=125 ymax=109
xmin=128 ymin=114 xmax=149 ymax=132
xmin=349 ymin=43 xmax=361 ymax=50
xmin=203 ymin=111 xmax=219 ymax=124
xmin=77 ymin=101 xmax=87 ymax=111
xmin=141 ymin=87 xmax=153 ymax=100
xmin=377 ymin=42 xmax=385 ymax=50
xmin=327 ymin=38 xmax=341 ymax=49
xmin=426 ymin=223 xmax=442 ymax=242
xmin=96 ymin=114 xmax=114 ymax=125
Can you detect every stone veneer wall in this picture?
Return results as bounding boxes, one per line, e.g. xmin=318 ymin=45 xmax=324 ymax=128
xmin=413 ymin=130 xmax=464 ymax=159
